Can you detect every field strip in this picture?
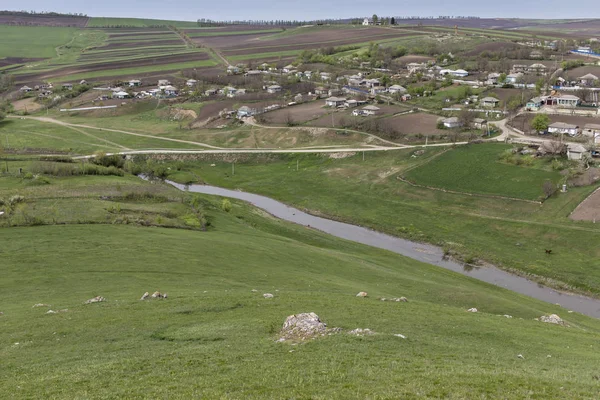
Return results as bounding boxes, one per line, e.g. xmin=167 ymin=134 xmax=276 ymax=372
xmin=397 ymin=175 xmax=543 ymax=204
xmin=12 ymin=130 xmax=117 ymax=150
xmin=465 ymin=211 xmax=600 ymax=233
xmin=9 ymin=116 xmax=224 ymax=149
xmin=61 ymin=124 xmax=130 ymax=150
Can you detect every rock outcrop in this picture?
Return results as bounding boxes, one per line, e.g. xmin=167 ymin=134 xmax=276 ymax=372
xmin=538 ymin=314 xmax=567 ymax=326
xmin=279 ymin=313 xmax=327 ymax=341
xmin=85 ymin=296 xmax=105 ymax=304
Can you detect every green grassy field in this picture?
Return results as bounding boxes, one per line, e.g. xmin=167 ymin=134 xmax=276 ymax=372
xmin=0 ymin=26 xmax=78 ymax=58
xmin=148 ymin=147 xmax=600 ymax=296
xmin=0 ymin=170 xmax=600 ymax=398
xmin=404 ymin=144 xmax=562 ymax=200
xmin=87 ymin=17 xmax=199 ymax=28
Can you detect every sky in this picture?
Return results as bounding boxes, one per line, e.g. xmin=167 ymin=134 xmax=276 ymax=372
xmin=7 ymin=0 xmax=599 ymax=21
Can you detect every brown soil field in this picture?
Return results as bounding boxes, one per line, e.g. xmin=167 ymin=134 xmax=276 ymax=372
xmin=510 ymin=114 xmax=600 ymax=133
xmin=463 ymin=41 xmax=521 ymax=56
xmin=565 ymin=66 xmax=600 ymax=79
xmin=105 ymin=30 xmax=173 ymax=37
xmin=392 ymin=19 xmax=531 ymax=29
xmin=11 ymin=98 xmax=43 ymax=113
xmin=197 ymin=27 xmax=422 ymax=53
xmin=98 ymin=40 xmax=183 ymax=51
xmin=519 ymin=20 xmax=600 ymax=36
xmin=382 ymin=112 xmax=446 ymax=136
xmin=570 ymin=186 xmax=600 ymax=222
xmin=100 ymin=28 xmax=169 ymax=34
xmin=484 ymin=88 xmax=531 ymax=103
xmin=16 ymin=52 xmax=211 ymax=84
xmin=0 ymin=14 xmax=89 ymax=27
xmin=184 ymin=25 xmax=282 ymax=33
xmin=262 ymin=102 xmax=331 ymax=125
xmin=0 ymin=57 xmax=44 ymax=68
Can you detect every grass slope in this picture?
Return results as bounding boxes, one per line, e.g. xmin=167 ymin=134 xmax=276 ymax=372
xmin=87 ymin=17 xmax=199 ymax=28
xmin=153 ymin=147 xmax=600 ymax=296
xmin=0 ymin=173 xmax=599 ymax=398
xmin=404 ymin=144 xmax=561 ymax=200
xmin=0 ymin=26 xmax=77 ymax=58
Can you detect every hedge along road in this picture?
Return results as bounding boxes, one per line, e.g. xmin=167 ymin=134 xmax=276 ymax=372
xmin=165 ymin=179 xmax=600 ymax=319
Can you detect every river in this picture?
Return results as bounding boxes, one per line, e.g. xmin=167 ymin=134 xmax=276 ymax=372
xmin=167 ymin=180 xmax=600 ymax=319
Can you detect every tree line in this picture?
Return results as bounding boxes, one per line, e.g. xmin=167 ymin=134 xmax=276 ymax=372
xmin=197 ymin=18 xmax=350 ymax=27
xmin=0 ymin=10 xmax=87 ymax=17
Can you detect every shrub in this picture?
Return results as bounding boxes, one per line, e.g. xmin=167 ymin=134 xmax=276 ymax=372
xmin=92 ymin=153 xmax=125 ymax=169
xmin=551 ymin=159 xmax=565 ymax=171
xmin=543 ymin=180 xmax=557 ymax=199
xmin=221 ymin=199 xmax=232 ymax=212
xmin=9 ymin=195 xmax=25 ymax=205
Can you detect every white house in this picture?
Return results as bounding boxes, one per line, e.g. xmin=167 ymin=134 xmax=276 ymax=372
xmin=440 ymin=69 xmax=468 ymax=78
xmin=362 ymin=105 xmax=380 ymax=115
xmin=186 ymin=79 xmax=198 ymax=87
xmin=237 ymin=106 xmax=255 ymax=118
xmin=505 ymin=73 xmax=523 ymax=84
xmin=362 ymin=18 xmax=370 ymax=26
xmin=388 ymin=84 xmax=407 ymax=94
xmin=282 ymin=64 xmax=295 ymax=73
xmin=325 ymin=97 xmax=346 ymax=107
xmin=556 ymin=94 xmax=581 ymax=107
xmin=267 ymin=85 xmax=282 ymax=94
xmin=577 ymin=46 xmax=593 ymax=53
xmin=19 ymin=86 xmax=32 ymax=92
xmin=583 ymin=123 xmax=600 ymax=143
xmin=548 ymin=122 xmax=579 ymax=136
xmin=567 ymin=143 xmax=588 ymax=160
xmin=112 ymin=91 xmax=130 ymax=99
xmin=579 ymin=73 xmax=599 ymax=87
xmin=158 ymin=79 xmax=171 ymax=86
xmin=480 ymin=97 xmax=500 ymax=108
xmin=128 ymin=79 xmax=141 ymax=87
xmin=443 ymin=117 xmax=462 ymax=129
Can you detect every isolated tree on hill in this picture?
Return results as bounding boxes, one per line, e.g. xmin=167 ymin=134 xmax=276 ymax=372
xmin=390 ymin=17 xmax=396 ymax=25
xmin=531 ymin=114 xmax=550 ymax=134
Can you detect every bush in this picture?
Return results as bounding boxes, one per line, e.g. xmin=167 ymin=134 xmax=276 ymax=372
xmin=9 ymin=195 xmax=24 ymax=205
xmin=221 ymin=199 xmax=232 ymax=212
xmin=551 ymin=159 xmax=565 ymax=171
xmin=92 ymin=153 xmax=125 ymax=169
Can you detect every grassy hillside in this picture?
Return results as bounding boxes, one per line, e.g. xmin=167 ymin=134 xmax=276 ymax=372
xmin=149 ymin=147 xmax=600 ymax=296
xmin=0 ymin=171 xmax=599 ymax=398
xmin=0 ymin=25 xmax=77 ymax=58
xmin=87 ymin=17 xmax=200 ymax=28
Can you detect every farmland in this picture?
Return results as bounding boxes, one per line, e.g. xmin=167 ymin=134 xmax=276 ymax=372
xmin=0 ymin=25 xmax=78 ymax=58
xmin=403 ymin=143 xmax=562 ymax=200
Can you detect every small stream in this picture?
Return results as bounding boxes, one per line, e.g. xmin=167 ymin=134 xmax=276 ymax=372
xmin=167 ymin=180 xmax=600 ymax=319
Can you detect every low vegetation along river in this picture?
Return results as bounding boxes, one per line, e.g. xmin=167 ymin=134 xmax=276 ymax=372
xmin=168 ymin=181 xmax=600 ymax=319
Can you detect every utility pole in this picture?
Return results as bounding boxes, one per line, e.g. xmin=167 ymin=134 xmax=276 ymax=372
xmin=296 ymin=159 xmax=299 ymax=171
xmin=362 ymin=151 xmax=365 ymax=161
xmin=232 ymin=162 xmax=235 ymax=176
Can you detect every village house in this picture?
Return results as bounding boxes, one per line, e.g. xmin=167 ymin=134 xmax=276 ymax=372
xmin=19 ymin=86 xmax=32 ymax=92
xmin=548 ymin=122 xmax=580 ymax=136
xmin=472 ymin=118 xmax=488 ymax=130
xmin=267 ymin=85 xmax=282 ymax=94
xmin=401 ymin=93 xmax=412 ymax=101
xmin=325 ymin=97 xmax=346 ymax=107
xmin=480 ymin=97 xmax=500 ymax=108
xmin=528 ymin=63 xmax=548 ymax=74
xmin=576 ymin=46 xmax=593 ymax=54
xmin=583 ymin=123 xmax=600 ymax=143
xmin=578 ymin=73 xmax=599 ymax=87
xmin=112 ymin=91 xmax=130 ymax=99
xmin=245 ymin=70 xmax=262 ymax=77
xmin=62 ymin=83 xmax=73 ymax=90
xmin=388 ymin=84 xmax=407 ymax=94
xmin=526 ymin=97 xmax=543 ymax=111
xmin=221 ymin=86 xmax=238 ymax=97
xmin=512 ymin=64 xmax=528 ymax=74
xmin=555 ymin=94 xmax=581 ymax=107
xmin=407 ymin=62 xmax=427 ymax=73
xmin=362 ymin=105 xmax=380 ymax=115
xmin=530 ymin=50 xmax=543 ymax=59
xmin=158 ymin=79 xmax=171 ymax=86
xmin=439 ymin=69 xmax=469 ymax=78
xmin=567 ymin=143 xmax=589 ymax=160
xmin=328 ymin=88 xmax=343 ymax=97
xmin=315 ymin=86 xmax=328 ymax=96
xmin=345 ymin=99 xmax=358 ymax=108
xmin=505 ymin=72 xmax=524 ymax=84
xmin=282 ymin=64 xmax=295 ymax=73
xmin=320 ymin=72 xmax=331 ymax=81
xmin=128 ymin=79 xmax=141 ymax=87
xmin=186 ymin=79 xmax=198 ymax=87
xmin=442 ymin=117 xmax=462 ymax=129
xmin=161 ymin=85 xmax=178 ymax=97
xmin=227 ymin=65 xmax=241 ymax=75
xmin=487 ymin=72 xmax=501 ymax=85
xmin=205 ymin=88 xmax=218 ymax=96
xmin=237 ymin=106 xmax=255 ymax=118
xmin=370 ymin=86 xmax=387 ymax=95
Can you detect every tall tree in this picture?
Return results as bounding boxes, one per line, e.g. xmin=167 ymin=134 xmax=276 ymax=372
xmin=531 ymin=114 xmax=550 ymax=133
xmin=390 ymin=17 xmax=396 ymax=25
xmin=372 ymin=14 xmax=379 ymax=25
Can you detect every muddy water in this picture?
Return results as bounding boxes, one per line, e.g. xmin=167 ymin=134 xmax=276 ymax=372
xmin=168 ymin=181 xmax=600 ymax=319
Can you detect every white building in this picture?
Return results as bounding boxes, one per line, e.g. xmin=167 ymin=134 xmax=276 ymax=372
xmin=443 ymin=117 xmax=462 ymax=129
xmin=548 ymin=122 xmax=579 ymax=137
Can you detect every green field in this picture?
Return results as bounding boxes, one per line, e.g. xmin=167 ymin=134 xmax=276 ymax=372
xmin=87 ymin=17 xmax=200 ymax=28
xmin=1 ymin=169 xmax=600 ymax=398
xmin=0 ymin=25 xmax=77 ymax=58
xmin=404 ymin=144 xmax=562 ymax=200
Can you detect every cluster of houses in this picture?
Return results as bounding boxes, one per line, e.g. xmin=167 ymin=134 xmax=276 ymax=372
xmin=555 ymin=73 xmax=599 ymax=88
xmin=226 ymin=63 xmax=332 ymax=82
xmin=525 ymin=93 xmax=582 ymax=110
xmin=544 ymin=121 xmax=600 ymax=142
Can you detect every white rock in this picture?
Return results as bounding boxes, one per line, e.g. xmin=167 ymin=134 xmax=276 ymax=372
xmin=251 ymin=289 xmax=258 ymax=292
xmin=356 ymin=292 xmax=368 ymax=298
xmin=539 ymin=314 xmax=566 ymax=325
xmin=84 ymin=296 xmax=106 ymax=304
xmin=467 ymin=308 xmax=478 ymax=313
xmin=517 ymin=354 xmax=525 ymax=359
xmin=140 ymin=292 xmax=149 ymax=300
xmin=263 ymin=293 xmax=274 ymax=298
xmin=348 ymin=328 xmax=375 ymax=336
xmin=503 ymin=315 xmax=513 ymax=318
xmin=46 ymin=310 xmax=57 ymax=314
xmin=394 ymin=334 xmax=407 ymax=339
xmin=33 ymin=303 xmax=51 ymax=308
xmin=279 ymin=312 xmax=327 ymax=341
